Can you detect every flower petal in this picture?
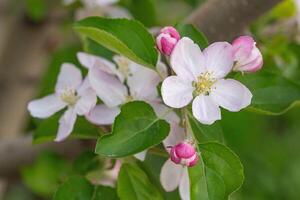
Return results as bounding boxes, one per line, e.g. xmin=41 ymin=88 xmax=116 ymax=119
xmin=192 ymin=94 xmax=221 ymax=125
xmin=85 ymin=104 xmax=120 ymax=125
xmin=77 ymin=52 xmax=123 ymax=81
xmin=75 ymin=79 xmax=97 ymax=115
xmin=88 ymin=66 xmax=127 ymax=107
xmin=170 ymin=37 xmax=206 ymax=81
xmin=179 ymin=167 xmax=190 ymax=200
xmin=55 ymin=108 xmax=77 ymax=142
xmin=134 ymin=150 xmax=147 ymax=161
xmin=27 ymin=94 xmax=66 ymax=118
xmin=211 ymin=79 xmax=252 ymax=112
xmin=160 ymin=159 xmax=184 ymax=192
xmin=203 ymin=42 xmax=234 ymax=78
xmin=55 ymin=63 xmax=82 ymax=94
xmin=127 ymin=64 xmax=161 ymax=102
xmin=162 ymin=76 xmax=193 ymax=108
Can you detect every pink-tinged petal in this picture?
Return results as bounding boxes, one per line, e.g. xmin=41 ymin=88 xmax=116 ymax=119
xmin=127 ymin=64 xmax=160 ymax=101
xmin=203 ymin=42 xmax=234 ymax=79
xmin=27 ymin=94 xmax=66 ymax=118
xmin=232 ymin=36 xmax=255 ymax=61
xmin=192 ymin=94 xmax=221 ymax=125
xmin=211 ymin=79 xmax=252 ymax=112
xmin=179 ymin=167 xmax=190 ymax=200
xmin=170 ymin=147 xmax=181 ymax=164
xmin=170 ymin=37 xmax=206 ymax=81
xmin=161 ymin=26 xmax=180 ymax=41
xmin=55 ymin=63 xmax=82 ymax=94
xmin=234 ymin=46 xmax=263 ymax=72
xmin=134 ymin=151 xmax=147 ymax=161
xmin=174 ymin=142 xmax=196 ymax=159
xmin=88 ymin=66 xmax=127 ymax=107
xmin=55 ymin=108 xmax=77 ymax=142
xmin=85 ymin=104 xmax=120 ymax=125
xmin=187 ymin=153 xmax=199 ymax=167
xmin=160 ymin=159 xmax=184 ymax=192
xmin=75 ymin=79 xmax=97 ymax=116
xmin=162 ymin=76 xmax=194 ymax=108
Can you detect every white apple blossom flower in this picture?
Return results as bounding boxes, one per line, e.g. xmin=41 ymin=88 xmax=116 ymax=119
xmin=160 ymin=125 xmax=191 ymax=200
xmin=161 ymin=37 xmax=253 ymax=125
xmin=77 ymin=52 xmax=182 ymax=160
xmin=27 ymin=63 xmax=97 ymax=142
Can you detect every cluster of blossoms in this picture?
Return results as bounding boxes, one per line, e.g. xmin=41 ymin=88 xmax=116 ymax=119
xmin=28 ymin=24 xmax=262 ymax=199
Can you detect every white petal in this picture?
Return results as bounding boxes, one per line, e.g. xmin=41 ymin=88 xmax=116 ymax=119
xmin=27 ymin=94 xmax=66 ymax=118
xmin=170 ymin=37 xmax=206 ymax=81
xmin=83 ymin=0 xmax=118 ymax=7
xmin=211 ymin=79 xmax=252 ymax=112
xmin=55 ymin=63 xmax=82 ymax=94
xmin=163 ymin=123 xmax=185 ymax=149
xmin=55 ymin=108 xmax=77 ymax=142
xmin=134 ymin=151 xmax=147 ymax=161
xmin=75 ymin=79 xmax=97 ymax=115
xmin=203 ymin=42 xmax=234 ymax=79
xmin=77 ymin=52 xmax=123 ymax=81
xmin=85 ymin=104 xmax=120 ymax=125
xmin=151 ymin=103 xmax=180 ymax=123
xmin=156 ymin=59 xmax=168 ymax=79
xmin=88 ymin=66 xmax=127 ymax=107
xmin=128 ymin=65 xmax=160 ymax=101
xmin=161 ymin=76 xmax=193 ymax=108
xmin=160 ymin=159 xmax=184 ymax=192
xmin=179 ymin=167 xmax=190 ymax=200
xmin=192 ymin=94 xmax=221 ymax=125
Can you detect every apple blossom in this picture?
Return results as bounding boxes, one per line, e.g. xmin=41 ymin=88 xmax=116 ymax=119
xmin=77 ymin=52 xmax=183 ymax=161
xmin=232 ymin=35 xmax=263 ymax=73
xmin=170 ymin=141 xmax=199 ymax=167
xmin=27 ymin=63 xmax=97 ymax=142
xmin=156 ymin=26 xmax=181 ymax=56
xmin=160 ymin=129 xmax=192 ymax=200
xmin=161 ymin=37 xmax=253 ymax=125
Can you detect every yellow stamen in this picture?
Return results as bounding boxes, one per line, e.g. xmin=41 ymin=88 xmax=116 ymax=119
xmin=193 ymin=72 xmax=216 ymax=96
xmin=60 ymin=88 xmax=79 ymax=106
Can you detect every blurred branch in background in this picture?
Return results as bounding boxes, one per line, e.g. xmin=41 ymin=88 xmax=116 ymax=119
xmin=186 ymin=0 xmax=283 ymax=41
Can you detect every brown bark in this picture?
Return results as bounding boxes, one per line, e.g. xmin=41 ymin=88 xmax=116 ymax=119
xmin=186 ymin=0 xmax=283 ymax=42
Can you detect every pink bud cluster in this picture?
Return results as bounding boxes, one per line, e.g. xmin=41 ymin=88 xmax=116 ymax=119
xmin=232 ymin=35 xmax=263 ymax=73
xmin=156 ymin=26 xmax=180 ymax=56
xmin=170 ymin=141 xmax=199 ymax=167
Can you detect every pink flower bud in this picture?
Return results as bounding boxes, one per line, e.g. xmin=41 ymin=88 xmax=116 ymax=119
xmin=156 ymin=26 xmax=180 ymax=56
xmin=232 ymin=36 xmax=263 ymax=73
xmin=169 ymin=141 xmax=198 ymax=167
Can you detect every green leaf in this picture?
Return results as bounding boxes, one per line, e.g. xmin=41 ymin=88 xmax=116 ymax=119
xmin=74 ymin=17 xmax=158 ymax=69
xmin=236 ymin=71 xmax=300 ymax=115
xmin=96 ymin=101 xmax=170 ymax=157
xmin=187 ymin=112 xmax=224 ymax=143
xmin=117 ymin=163 xmax=163 ymax=200
xmin=21 ymin=152 xmax=72 ymax=198
xmin=189 ymin=142 xmax=244 ymax=200
xmin=33 ymin=114 xmax=101 ymax=144
xmin=83 ymin=38 xmax=114 ymax=60
xmin=54 ymin=176 xmax=119 ymax=200
xmin=176 ymin=24 xmax=209 ymax=49
xmin=53 ymin=176 xmax=93 ymax=200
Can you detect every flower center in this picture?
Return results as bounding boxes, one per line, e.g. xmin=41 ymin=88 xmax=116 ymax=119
xmin=60 ymin=88 xmax=79 ymax=106
xmin=125 ymin=95 xmax=134 ymax=103
xmin=193 ymin=72 xmax=216 ymax=96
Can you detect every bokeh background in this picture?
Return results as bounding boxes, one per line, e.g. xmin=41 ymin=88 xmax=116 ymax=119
xmin=1 ymin=0 xmax=300 ymax=199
